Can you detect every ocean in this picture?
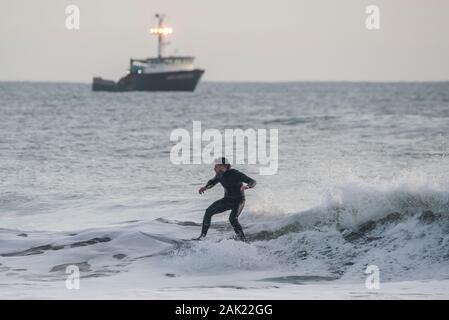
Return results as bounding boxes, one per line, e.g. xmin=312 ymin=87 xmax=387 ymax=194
xmin=1 ymin=81 xmax=449 ymax=298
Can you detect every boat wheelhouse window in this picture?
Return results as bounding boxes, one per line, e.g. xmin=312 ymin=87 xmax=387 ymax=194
xmin=162 ymin=58 xmax=193 ymax=65
xmin=130 ymin=60 xmax=147 ymax=73
xmin=142 ymin=57 xmax=194 ymax=66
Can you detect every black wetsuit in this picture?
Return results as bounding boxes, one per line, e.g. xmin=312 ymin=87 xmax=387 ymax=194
xmin=200 ymin=169 xmax=256 ymax=239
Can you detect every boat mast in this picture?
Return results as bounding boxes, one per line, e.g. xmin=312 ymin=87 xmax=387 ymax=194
xmin=150 ymin=13 xmax=173 ymax=59
xmin=156 ymin=14 xmax=163 ymax=58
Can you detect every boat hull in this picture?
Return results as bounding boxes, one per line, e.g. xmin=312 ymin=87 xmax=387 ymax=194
xmin=92 ymin=69 xmax=204 ymax=92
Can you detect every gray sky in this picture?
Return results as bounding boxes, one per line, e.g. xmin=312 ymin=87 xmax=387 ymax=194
xmin=1 ymin=0 xmax=448 ymax=82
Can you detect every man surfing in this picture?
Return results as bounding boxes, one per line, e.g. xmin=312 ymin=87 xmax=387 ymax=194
xmin=197 ymin=157 xmax=256 ymax=241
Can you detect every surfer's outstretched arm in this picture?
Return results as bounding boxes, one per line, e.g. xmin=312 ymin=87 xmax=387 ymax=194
xmin=198 ymin=175 xmax=219 ymax=194
xmin=236 ymin=171 xmax=257 ymax=190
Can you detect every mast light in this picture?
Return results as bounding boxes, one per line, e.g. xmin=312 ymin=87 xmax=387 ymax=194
xmin=150 ymin=27 xmax=173 ymax=35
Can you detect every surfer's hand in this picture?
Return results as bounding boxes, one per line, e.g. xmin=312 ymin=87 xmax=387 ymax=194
xmin=240 ymin=185 xmax=250 ymax=192
xmin=198 ymin=186 xmax=207 ymax=194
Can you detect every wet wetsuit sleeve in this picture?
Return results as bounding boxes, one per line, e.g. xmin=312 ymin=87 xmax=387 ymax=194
xmin=205 ymin=175 xmax=219 ymax=189
xmin=236 ymin=171 xmax=257 ymax=188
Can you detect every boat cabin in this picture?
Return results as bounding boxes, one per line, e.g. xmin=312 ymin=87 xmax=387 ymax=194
xmin=129 ymin=56 xmax=195 ymax=74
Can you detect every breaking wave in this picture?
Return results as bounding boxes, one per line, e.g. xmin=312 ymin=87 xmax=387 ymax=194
xmin=167 ymin=177 xmax=449 ymax=282
xmin=1 ymin=178 xmax=449 ymax=285
xmin=240 ymin=179 xmax=449 ymax=282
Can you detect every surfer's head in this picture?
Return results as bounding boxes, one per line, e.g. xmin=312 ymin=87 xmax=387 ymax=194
xmin=214 ymin=157 xmax=230 ymax=173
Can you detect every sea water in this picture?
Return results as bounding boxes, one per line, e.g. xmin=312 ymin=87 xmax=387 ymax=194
xmin=1 ymin=81 xmax=449 ymax=298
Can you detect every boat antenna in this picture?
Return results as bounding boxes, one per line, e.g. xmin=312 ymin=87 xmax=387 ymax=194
xmin=150 ymin=13 xmax=173 ymax=59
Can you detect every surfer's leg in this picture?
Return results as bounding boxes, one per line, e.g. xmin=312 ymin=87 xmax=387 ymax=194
xmin=200 ymin=198 xmax=231 ymax=238
xmin=229 ymin=198 xmax=246 ymax=240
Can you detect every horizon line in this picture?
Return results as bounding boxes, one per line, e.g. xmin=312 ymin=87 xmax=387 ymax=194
xmin=1 ymin=79 xmax=448 ymax=85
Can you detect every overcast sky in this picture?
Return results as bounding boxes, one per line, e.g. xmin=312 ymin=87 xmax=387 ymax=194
xmin=1 ymin=0 xmax=448 ymax=82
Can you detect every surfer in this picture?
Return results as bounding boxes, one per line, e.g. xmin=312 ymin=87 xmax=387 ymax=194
xmin=197 ymin=157 xmax=256 ymax=241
